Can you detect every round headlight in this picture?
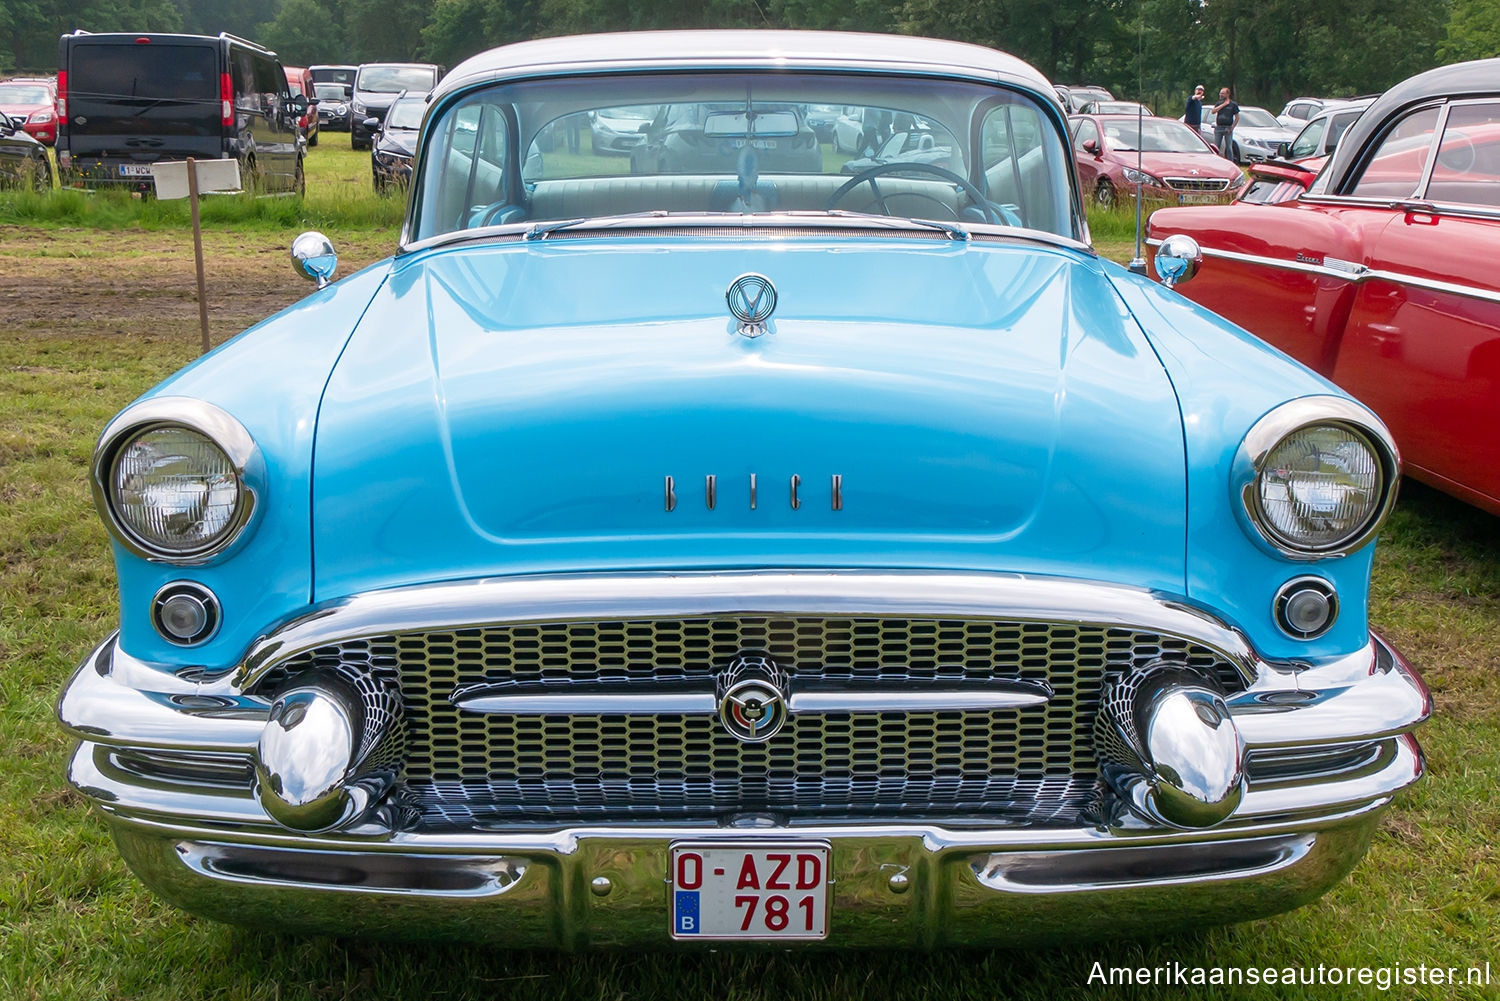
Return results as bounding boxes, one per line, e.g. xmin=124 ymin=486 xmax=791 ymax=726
xmin=111 ymin=426 xmax=240 ymax=554
xmin=92 ymin=399 xmax=263 ymax=563
xmin=1237 ymin=398 xmax=1399 ymax=558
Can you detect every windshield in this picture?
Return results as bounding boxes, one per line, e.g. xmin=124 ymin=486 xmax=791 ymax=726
xmin=0 ymin=84 xmax=50 ymax=104
xmin=412 ymin=71 xmax=1075 ymax=243
xmin=358 ymin=65 xmax=436 ymax=94
xmin=313 ymin=82 xmax=346 ymax=101
xmin=1101 ymin=118 xmax=1208 ymax=153
xmin=386 ymin=97 xmax=425 ymax=130
xmin=1238 ymin=107 xmax=1279 ymax=128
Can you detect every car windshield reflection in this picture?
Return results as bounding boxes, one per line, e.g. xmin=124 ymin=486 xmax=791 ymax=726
xmin=411 ymin=72 xmax=1075 ymax=241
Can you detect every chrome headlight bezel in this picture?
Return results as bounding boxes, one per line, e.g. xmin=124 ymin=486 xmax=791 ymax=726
xmin=90 ymin=398 xmax=265 ymax=564
xmin=1233 ymin=396 xmax=1400 ymax=560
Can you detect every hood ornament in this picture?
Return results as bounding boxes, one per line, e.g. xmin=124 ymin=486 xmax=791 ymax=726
xmin=726 ymin=273 xmax=777 ymax=337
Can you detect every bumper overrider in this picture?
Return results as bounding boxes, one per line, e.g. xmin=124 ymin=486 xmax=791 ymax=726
xmin=59 ymin=572 xmax=1428 ymax=947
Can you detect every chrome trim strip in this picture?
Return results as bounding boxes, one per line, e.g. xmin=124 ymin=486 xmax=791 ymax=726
xmin=789 ymin=682 xmax=1052 ymax=713
xmin=450 ymin=679 xmax=1054 ymax=716
xmin=455 ymin=688 xmax=719 ymax=715
xmin=1413 ymin=103 xmax=1451 ymax=200
xmin=1147 ymin=238 xmax=1500 ymax=305
xmin=89 ymin=397 xmax=265 ymax=565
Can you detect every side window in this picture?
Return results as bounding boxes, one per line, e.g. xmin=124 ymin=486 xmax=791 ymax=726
xmin=419 ymin=99 xmax=512 ymax=235
xmin=1326 ymin=111 xmax=1359 ymax=152
xmin=980 ymin=100 xmax=1068 ymax=233
xmin=253 ymin=55 xmax=284 ymax=115
xmin=1349 ymin=106 xmax=1441 ymax=199
xmin=1424 ymin=101 xmax=1500 ymax=207
xmin=1289 ymin=118 xmax=1326 ymax=159
xmin=1072 ymin=118 xmax=1098 ymax=151
xmin=232 ymin=49 xmax=257 ymax=105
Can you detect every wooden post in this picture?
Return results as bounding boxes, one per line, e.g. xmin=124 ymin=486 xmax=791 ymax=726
xmin=185 ymin=156 xmax=211 ymax=355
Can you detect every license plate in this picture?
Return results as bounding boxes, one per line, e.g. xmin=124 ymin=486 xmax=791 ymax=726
xmin=669 ymin=843 xmax=830 ymax=940
xmin=119 ymin=164 xmax=154 ymax=177
xmin=732 ymin=139 xmax=779 ymax=150
xmin=1178 ymin=191 xmax=1224 ymax=203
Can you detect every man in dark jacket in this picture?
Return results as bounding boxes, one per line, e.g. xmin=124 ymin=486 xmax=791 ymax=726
xmin=1185 ymin=84 xmax=1205 ymax=132
xmin=1212 ymin=87 xmax=1239 ymax=159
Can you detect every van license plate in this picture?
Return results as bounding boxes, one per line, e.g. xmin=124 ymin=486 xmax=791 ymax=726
xmin=119 ymin=164 xmax=154 ymax=177
xmin=669 ymin=843 xmax=830 ymax=940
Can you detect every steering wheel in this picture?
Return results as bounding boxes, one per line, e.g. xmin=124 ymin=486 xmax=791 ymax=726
xmin=826 ymin=161 xmax=1005 ymax=226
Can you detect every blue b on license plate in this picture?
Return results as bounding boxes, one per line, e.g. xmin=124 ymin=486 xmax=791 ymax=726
xmin=669 ymin=843 xmax=830 ymax=940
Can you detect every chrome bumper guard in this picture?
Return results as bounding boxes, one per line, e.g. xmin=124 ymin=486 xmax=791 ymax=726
xmin=60 ymin=572 xmax=1429 ymax=946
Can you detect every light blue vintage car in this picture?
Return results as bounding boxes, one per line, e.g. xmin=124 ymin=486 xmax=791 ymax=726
xmin=61 ymin=31 xmax=1428 ymax=947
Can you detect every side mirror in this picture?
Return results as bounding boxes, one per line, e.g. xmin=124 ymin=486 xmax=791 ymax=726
xmin=291 ymin=231 xmax=338 ymax=290
xmin=1082 ymin=139 xmax=1099 ymax=156
xmin=1275 ymin=141 xmax=1291 ymax=159
xmin=289 ymin=95 xmax=309 ymax=115
xmin=1153 ymin=234 xmax=1202 ymax=289
xmin=363 ymin=117 xmax=381 ymax=132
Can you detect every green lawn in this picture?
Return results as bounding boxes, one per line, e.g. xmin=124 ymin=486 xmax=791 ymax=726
xmin=0 ymin=152 xmax=1495 ymax=1000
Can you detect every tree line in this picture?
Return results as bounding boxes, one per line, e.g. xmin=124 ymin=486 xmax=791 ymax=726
xmin=3 ymin=0 xmax=1494 ymax=109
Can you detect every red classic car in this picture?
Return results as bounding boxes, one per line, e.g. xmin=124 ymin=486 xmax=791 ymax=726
xmin=1070 ymin=113 xmax=1244 ymax=207
xmin=1147 ymin=58 xmax=1500 ymax=516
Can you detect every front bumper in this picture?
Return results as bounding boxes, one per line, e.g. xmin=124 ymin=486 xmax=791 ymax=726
xmin=60 ymin=573 xmax=1429 ymax=947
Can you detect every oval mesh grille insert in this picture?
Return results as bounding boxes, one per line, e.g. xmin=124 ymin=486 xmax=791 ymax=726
xmin=266 ymin=617 xmax=1244 ymax=826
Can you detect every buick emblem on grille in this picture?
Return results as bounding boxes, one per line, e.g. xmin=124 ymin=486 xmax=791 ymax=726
xmin=716 ymin=653 xmax=790 ymax=743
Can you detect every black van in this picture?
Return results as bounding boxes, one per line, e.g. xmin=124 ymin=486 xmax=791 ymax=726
xmin=57 ymin=30 xmax=305 ymax=193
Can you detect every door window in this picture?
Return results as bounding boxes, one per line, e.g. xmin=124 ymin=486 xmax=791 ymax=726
xmin=1071 ymin=118 xmax=1098 ymax=151
xmin=1349 ymin=106 xmax=1440 ymax=199
xmin=1289 ymin=118 xmax=1326 ymax=159
xmin=1424 ymin=101 xmax=1500 ymax=208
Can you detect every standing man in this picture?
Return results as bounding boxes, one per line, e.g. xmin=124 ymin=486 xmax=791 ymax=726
xmin=1185 ymin=84 xmax=1205 ymax=135
xmin=1212 ymin=87 xmax=1240 ymax=160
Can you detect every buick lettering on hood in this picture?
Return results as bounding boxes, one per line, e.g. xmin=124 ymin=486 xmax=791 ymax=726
xmin=60 ymin=31 xmax=1428 ymax=947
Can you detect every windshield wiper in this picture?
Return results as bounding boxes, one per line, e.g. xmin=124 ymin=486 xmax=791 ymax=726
xmin=525 ymin=211 xmax=671 ymax=240
xmin=824 ymin=210 xmax=970 ymax=242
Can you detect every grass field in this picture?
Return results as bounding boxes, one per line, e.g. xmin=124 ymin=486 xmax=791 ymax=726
xmin=0 ymin=144 xmax=1497 ymax=1000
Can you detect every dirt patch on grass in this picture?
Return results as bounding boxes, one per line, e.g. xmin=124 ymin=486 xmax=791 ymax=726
xmin=0 ymin=225 xmax=392 ymax=345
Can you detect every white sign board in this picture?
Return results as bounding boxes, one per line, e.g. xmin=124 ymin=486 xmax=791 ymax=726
xmin=149 ymin=158 xmax=243 ymax=200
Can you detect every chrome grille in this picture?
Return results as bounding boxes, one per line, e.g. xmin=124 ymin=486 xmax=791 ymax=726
xmin=1164 ymin=177 xmax=1231 ymax=192
xmin=268 ymin=617 xmax=1244 ymax=826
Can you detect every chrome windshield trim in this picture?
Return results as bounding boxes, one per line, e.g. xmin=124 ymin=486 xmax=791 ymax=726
xmin=1146 ymin=238 xmax=1500 ymax=306
xmin=399 ymin=213 xmax=1092 ymax=258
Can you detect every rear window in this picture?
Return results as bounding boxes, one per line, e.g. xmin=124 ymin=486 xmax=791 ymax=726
xmin=71 ymin=44 xmax=217 ymax=104
xmin=67 ymin=43 xmax=220 ymax=135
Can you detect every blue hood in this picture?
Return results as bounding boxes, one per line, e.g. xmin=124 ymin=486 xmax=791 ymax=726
xmin=311 ymin=237 xmax=1187 ymax=599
